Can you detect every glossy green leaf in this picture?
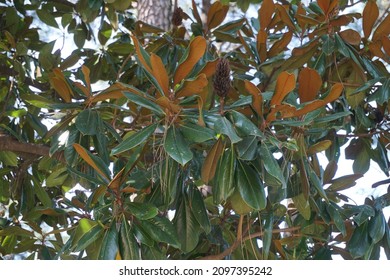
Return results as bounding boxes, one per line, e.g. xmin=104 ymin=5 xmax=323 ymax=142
xmin=259 ymin=144 xmax=286 ymax=188
xmin=236 ymin=160 xmax=266 ymax=211
xmin=179 ymin=122 xmax=215 ymax=143
xmin=123 ymin=91 xmax=165 ymax=117
xmin=236 ymin=136 xmax=258 ymax=160
xmin=173 ymin=195 xmax=201 ymax=253
xmin=348 ymin=222 xmax=370 ymax=259
xmin=125 ymin=202 xmax=158 ymax=220
xmin=75 ymin=109 xmax=100 ymax=135
xmin=369 ymin=211 xmax=386 ymax=244
xmin=111 ymin=123 xmax=158 ymax=155
xmin=164 ymin=126 xmax=193 ymax=166
xmin=309 ymin=169 xmax=328 ymax=202
xmin=353 ymin=205 xmax=375 ymax=226
xmin=46 ymin=167 xmax=68 ymax=187
xmin=292 ymin=193 xmax=311 ymax=220
xmin=36 ymin=9 xmax=59 ymax=28
xmin=327 ymin=203 xmax=346 ymax=236
xmin=214 ymin=147 xmax=235 ymax=204
xmin=139 ymin=217 xmax=180 ymax=249
xmin=98 ymin=222 xmax=119 ymax=260
xmin=229 ymin=110 xmax=263 ymax=137
xmin=119 ymin=217 xmax=140 ymax=260
xmin=262 ymin=213 xmax=273 ymax=259
xmin=214 ymin=116 xmax=242 ymax=143
xmin=189 ymin=187 xmax=211 ymax=234
xmin=74 ymin=223 xmax=103 ymax=252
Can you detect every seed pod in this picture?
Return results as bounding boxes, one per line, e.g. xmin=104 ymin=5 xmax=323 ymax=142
xmin=171 ymin=7 xmax=183 ymax=27
xmin=213 ymin=58 xmax=231 ymax=98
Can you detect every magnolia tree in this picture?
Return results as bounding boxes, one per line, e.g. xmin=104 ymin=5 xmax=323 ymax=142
xmin=0 ymin=0 xmax=390 ymax=260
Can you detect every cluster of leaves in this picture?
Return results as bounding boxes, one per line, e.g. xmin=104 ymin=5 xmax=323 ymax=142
xmin=0 ymin=0 xmax=390 ymax=259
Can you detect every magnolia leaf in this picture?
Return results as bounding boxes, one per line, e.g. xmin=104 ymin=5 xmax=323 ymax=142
xmin=270 ymin=71 xmax=296 ymax=106
xmin=363 ymin=0 xmax=379 ymax=39
xmin=173 ymin=36 xmax=206 ymax=85
xmin=214 ymin=116 xmax=242 ymax=143
xmin=73 ymin=143 xmax=111 ymax=182
xmin=207 ymin=1 xmax=229 ymax=30
xmin=236 ymin=160 xmax=266 ymax=211
xmin=259 ymin=0 xmax=275 ymax=31
xmin=164 ymin=126 xmax=193 ymax=166
xmin=298 ymin=67 xmax=322 ymax=103
xmin=201 ymin=138 xmax=224 ymax=183
xmin=98 ymin=222 xmax=119 ymax=260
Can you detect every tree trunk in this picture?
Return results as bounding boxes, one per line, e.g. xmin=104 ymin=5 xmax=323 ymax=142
xmin=136 ymin=0 xmax=173 ymax=31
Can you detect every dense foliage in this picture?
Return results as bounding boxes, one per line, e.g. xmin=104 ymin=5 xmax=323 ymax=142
xmin=0 ymin=0 xmax=390 ymax=260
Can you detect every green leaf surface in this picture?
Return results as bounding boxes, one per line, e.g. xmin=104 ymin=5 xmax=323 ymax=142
xmin=229 ymin=110 xmax=263 ymax=137
xmin=180 ymin=122 xmax=215 ymax=143
xmin=236 ymin=136 xmax=258 ymax=160
xmin=164 ymin=126 xmax=193 ymax=166
xmin=119 ymin=217 xmax=140 ymax=260
xmin=327 ymin=203 xmax=346 ymax=236
xmin=236 ymin=160 xmax=266 ymax=211
xmin=111 ymin=123 xmax=158 ymax=155
xmin=348 ymin=222 xmax=370 ymax=259
xmin=173 ymin=195 xmax=201 ymax=253
xmin=125 ymin=202 xmax=158 ymax=220
xmin=214 ymin=148 xmax=235 ymax=204
xmin=123 ymin=91 xmax=165 ymax=116
xmin=189 ymin=187 xmax=211 ymax=234
xmin=214 ymin=116 xmax=242 ymax=143
xmin=139 ymin=217 xmax=180 ymax=249
xmin=369 ymin=211 xmax=386 ymax=244
xmin=259 ymin=144 xmax=286 ymax=188
xmin=75 ymin=109 xmax=100 ymax=135
xmin=98 ymin=222 xmax=119 ymax=260
xmin=74 ymin=223 xmax=103 ymax=252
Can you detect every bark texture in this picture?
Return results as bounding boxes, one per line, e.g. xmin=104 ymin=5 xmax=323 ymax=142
xmin=136 ymin=0 xmax=173 ymax=30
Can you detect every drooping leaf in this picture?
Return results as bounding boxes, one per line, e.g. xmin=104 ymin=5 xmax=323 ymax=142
xmin=214 ymin=116 xmax=242 ymax=143
xmin=259 ymin=144 xmax=286 ymax=188
xmin=348 ymin=222 xmax=370 ymax=259
xmin=202 ymin=138 xmax=224 ymax=183
xmin=119 ymin=217 xmax=140 ymax=260
xmin=236 ymin=160 xmax=266 ymax=211
xmin=190 ymin=187 xmax=211 ymax=234
xmin=98 ymin=222 xmax=119 ymax=260
xmin=368 ymin=211 xmax=386 ymax=244
xmin=164 ymin=126 xmax=193 ymax=166
xmin=214 ymin=147 xmax=235 ymax=203
xmin=173 ymin=194 xmax=201 ymax=253
xmin=327 ymin=203 xmax=347 ymax=236
xmin=139 ymin=217 xmax=180 ymax=249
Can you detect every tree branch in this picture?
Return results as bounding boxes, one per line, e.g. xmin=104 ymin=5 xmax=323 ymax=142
xmin=0 ymin=134 xmax=50 ymax=157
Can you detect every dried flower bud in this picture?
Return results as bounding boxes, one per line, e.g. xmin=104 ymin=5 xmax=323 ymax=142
xmin=172 ymin=7 xmax=183 ymax=27
xmin=213 ymin=58 xmax=231 ymax=98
